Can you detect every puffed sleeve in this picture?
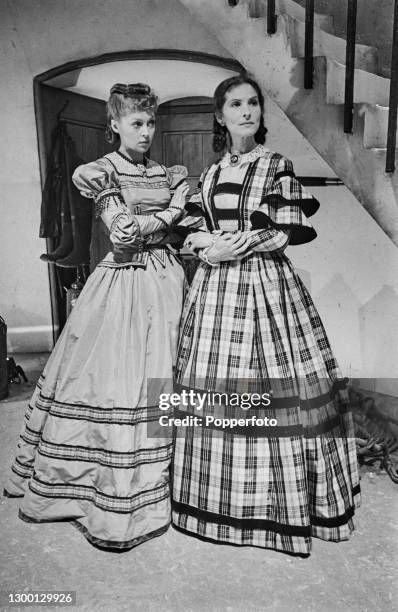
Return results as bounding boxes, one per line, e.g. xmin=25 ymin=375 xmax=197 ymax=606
xmin=72 ymin=158 xmax=120 ymax=216
xmin=166 ymin=164 xmax=189 ymax=191
xmin=73 ymin=158 xmax=186 ymax=253
xmin=250 ymin=156 xmax=319 ymax=245
xmin=165 ymin=166 xmax=208 ymax=247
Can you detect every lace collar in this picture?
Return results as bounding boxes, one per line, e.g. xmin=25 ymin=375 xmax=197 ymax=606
xmin=116 ymin=150 xmax=148 ymax=168
xmin=219 ymin=144 xmax=268 ymax=168
xmin=106 ymin=151 xmax=160 ymax=176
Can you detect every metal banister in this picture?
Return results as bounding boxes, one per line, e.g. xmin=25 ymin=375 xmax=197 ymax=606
xmin=386 ymin=0 xmax=398 ymax=172
xmin=267 ymin=0 xmax=277 ymax=35
xmin=304 ymin=0 xmax=315 ymax=89
xmin=344 ymin=0 xmax=357 ymax=133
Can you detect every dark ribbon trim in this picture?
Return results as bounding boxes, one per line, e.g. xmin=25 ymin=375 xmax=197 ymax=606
xmin=171 ymin=177 xmax=186 ymax=190
xmin=173 ymin=495 xmax=358 ymax=533
xmin=214 ymin=182 xmax=243 ymax=196
xmin=213 ymin=208 xmax=240 ymax=220
xmin=274 ymin=169 xmax=296 ymax=181
xmin=70 ymin=520 xmax=169 ymax=551
xmin=250 ymin=210 xmax=317 ymax=245
xmin=37 ymin=437 xmax=172 ymax=458
xmin=115 ymin=150 xmax=148 ymax=167
xmin=352 ymin=484 xmax=361 ymax=497
xmin=208 ymin=166 xmax=222 ymax=230
xmin=35 ymin=393 xmax=164 ymax=413
xmin=310 ymin=504 xmax=356 ymax=527
xmin=261 ymin=193 xmax=320 ymax=218
xmin=172 ymin=500 xmax=312 ymax=537
xmin=184 ymin=201 xmax=204 ymax=216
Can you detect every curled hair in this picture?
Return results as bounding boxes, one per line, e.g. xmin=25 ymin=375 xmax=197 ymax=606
xmin=212 ymin=74 xmax=268 ymax=153
xmin=105 ymin=82 xmax=158 ymax=144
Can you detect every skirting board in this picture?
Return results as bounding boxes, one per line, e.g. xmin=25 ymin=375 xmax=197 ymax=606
xmin=7 ymin=326 xmax=56 ymax=353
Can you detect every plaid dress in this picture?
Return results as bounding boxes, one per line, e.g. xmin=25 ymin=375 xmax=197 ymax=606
xmin=172 ymin=145 xmax=360 ymax=556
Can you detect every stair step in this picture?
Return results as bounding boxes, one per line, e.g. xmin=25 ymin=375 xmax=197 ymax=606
xmin=247 ymin=0 xmax=266 ymax=18
xmin=275 ymin=0 xmax=334 ymax=34
xmin=283 ymin=13 xmax=378 ymax=73
xmin=364 ymin=105 xmax=398 ymax=150
xmin=247 ymin=0 xmax=334 ymax=33
xmin=326 ymin=59 xmax=390 ymax=106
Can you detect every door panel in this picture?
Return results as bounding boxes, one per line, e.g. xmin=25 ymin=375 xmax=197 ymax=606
xmin=39 ymin=85 xmax=114 ymax=333
xmin=151 ymin=98 xmax=218 ymax=192
xmin=64 ymin=122 xmax=114 ymax=273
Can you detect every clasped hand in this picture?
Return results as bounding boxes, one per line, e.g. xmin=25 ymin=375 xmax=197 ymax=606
xmin=185 ymin=231 xmax=252 ymax=263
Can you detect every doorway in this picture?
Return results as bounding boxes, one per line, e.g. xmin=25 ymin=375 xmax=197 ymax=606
xmin=35 ymin=52 xmax=242 ymax=338
xmin=151 ymin=96 xmax=218 ymax=187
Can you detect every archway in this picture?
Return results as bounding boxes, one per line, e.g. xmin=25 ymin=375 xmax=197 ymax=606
xmin=34 ymin=50 xmax=243 ymax=337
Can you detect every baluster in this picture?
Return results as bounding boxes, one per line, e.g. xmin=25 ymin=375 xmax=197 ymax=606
xmin=344 ymin=0 xmax=357 ymax=133
xmin=386 ymin=0 xmax=398 ymax=172
xmin=304 ymin=0 xmax=315 ymax=89
xmin=267 ymin=0 xmax=277 ymax=35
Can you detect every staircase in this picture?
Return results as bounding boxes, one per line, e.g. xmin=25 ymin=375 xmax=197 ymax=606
xmin=178 ymin=0 xmax=398 ymax=245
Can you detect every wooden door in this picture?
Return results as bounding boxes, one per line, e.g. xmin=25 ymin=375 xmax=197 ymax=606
xmin=150 ymin=97 xmax=216 ymax=271
xmin=38 ymin=85 xmax=114 ymax=334
xmin=150 ymin=97 xmax=218 ymax=192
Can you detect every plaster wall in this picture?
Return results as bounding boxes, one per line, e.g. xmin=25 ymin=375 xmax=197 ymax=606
xmin=0 ymin=0 xmax=230 ymax=351
xmin=265 ymin=95 xmax=398 ymax=386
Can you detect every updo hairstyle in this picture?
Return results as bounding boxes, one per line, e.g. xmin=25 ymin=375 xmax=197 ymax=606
xmin=105 ymin=83 xmax=159 ymax=144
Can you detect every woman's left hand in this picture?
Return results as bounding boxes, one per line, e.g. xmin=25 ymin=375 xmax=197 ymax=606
xmin=207 ymin=232 xmax=252 ymax=262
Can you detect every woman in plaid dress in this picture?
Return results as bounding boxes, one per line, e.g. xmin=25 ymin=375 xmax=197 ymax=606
xmin=171 ymin=75 xmax=360 ymax=556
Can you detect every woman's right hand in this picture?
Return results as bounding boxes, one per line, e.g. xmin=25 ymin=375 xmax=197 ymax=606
xmin=206 ymin=232 xmax=252 ymax=263
xmin=184 ymin=232 xmax=213 ymax=251
xmin=170 ymin=182 xmax=190 ymax=210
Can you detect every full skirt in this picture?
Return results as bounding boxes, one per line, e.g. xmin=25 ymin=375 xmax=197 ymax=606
xmin=5 ymin=253 xmax=184 ymax=550
xmin=172 ymin=253 xmax=360 ymax=556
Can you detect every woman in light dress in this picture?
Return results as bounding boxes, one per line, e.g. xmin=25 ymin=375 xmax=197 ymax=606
xmin=4 ymin=83 xmax=199 ymax=551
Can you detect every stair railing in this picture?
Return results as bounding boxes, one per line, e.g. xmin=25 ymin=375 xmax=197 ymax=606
xmin=267 ymin=0 xmax=277 ymax=35
xmin=304 ymin=0 xmax=315 ymax=89
xmin=344 ymin=0 xmax=357 ymax=134
xmin=386 ymin=0 xmax=398 ymax=172
xmin=227 ymin=0 xmax=397 ymax=172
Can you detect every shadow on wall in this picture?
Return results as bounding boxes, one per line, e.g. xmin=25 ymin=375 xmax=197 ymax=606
xmin=314 ymin=273 xmax=362 ymax=377
xmin=296 ymin=268 xmax=311 ymax=292
xmin=359 ymin=285 xmax=398 ymax=387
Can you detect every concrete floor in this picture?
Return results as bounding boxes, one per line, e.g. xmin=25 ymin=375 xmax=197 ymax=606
xmin=0 ymin=355 xmax=397 ymax=612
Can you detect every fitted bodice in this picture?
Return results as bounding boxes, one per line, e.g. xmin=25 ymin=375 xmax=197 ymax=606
xmin=72 ymin=151 xmax=189 ymax=269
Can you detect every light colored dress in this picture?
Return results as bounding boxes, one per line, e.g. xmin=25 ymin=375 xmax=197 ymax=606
xmin=4 ymin=151 xmax=197 ymax=551
xmin=172 ymin=145 xmax=360 ymax=556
